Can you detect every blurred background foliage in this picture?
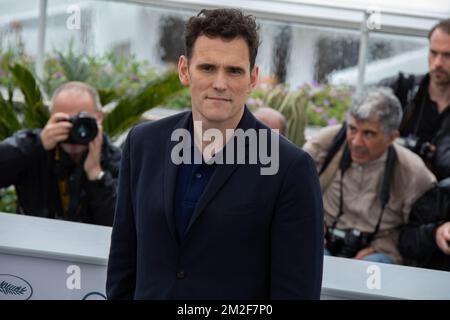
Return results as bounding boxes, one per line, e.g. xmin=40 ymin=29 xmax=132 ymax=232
xmin=0 ymin=31 xmax=352 ymax=212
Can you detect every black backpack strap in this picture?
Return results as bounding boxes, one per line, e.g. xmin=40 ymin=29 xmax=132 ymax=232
xmin=319 ymin=123 xmax=347 ymax=175
xmin=399 ymin=74 xmax=427 ymax=136
xmin=371 ymin=146 xmax=397 ymax=238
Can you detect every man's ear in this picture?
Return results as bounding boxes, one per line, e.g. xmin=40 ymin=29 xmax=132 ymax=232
xmin=178 ymin=55 xmax=190 ymax=87
xmin=387 ymin=130 xmax=400 ymax=145
xmin=248 ymin=65 xmax=259 ymax=94
xmin=97 ymin=111 xmax=103 ymax=124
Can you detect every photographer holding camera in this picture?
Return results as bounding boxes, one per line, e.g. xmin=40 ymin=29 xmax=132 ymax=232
xmin=0 ymin=82 xmax=121 ymax=226
xmin=379 ymin=19 xmax=450 ymax=181
xmin=304 ymin=88 xmax=436 ymax=264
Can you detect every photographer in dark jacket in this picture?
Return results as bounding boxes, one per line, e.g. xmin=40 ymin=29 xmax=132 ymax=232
xmin=399 ymin=177 xmax=450 ymax=271
xmin=0 ymin=82 xmax=121 ymax=226
xmin=379 ymin=19 xmax=450 ymax=180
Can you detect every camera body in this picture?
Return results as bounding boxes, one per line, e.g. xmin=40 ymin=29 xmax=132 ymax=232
xmin=64 ymin=112 xmax=98 ymax=145
xmin=326 ymin=227 xmax=372 ymax=258
xmin=396 ymin=135 xmax=435 ymax=160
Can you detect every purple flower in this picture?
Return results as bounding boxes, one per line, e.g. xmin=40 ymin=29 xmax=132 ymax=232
xmin=327 ymin=118 xmax=338 ymax=126
xmin=311 ymin=80 xmax=319 ymax=88
xmin=323 ymin=99 xmax=330 ymax=107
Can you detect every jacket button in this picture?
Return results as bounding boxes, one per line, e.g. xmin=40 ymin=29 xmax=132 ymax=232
xmin=176 ymin=270 xmax=185 ymax=279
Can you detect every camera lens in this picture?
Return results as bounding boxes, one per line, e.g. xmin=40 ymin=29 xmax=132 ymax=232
xmin=75 ymin=123 xmax=89 ymax=139
xmin=66 ymin=112 xmax=98 ymax=145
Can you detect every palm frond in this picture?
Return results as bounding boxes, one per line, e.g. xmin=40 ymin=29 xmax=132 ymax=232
xmin=58 ymin=52 xmax=90 ymax=81
xmin=98 ymin=88 xmax=120 ymax=106
xmin=8 ymin=63 xmax=49 ymax=129
xmin=103 ymin=71 xmax=184 ymax=139
xmin=0 ymin=94 xmax=22 ymax=140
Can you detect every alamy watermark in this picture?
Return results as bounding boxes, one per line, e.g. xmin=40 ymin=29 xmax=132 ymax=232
xmin=66 ymin=265 xmax=81 ymax=290
xmin=66 ymin=5 xmax=81 ymax=30
xmin=366 ymin=6 xmax=381 ymax=30
xmin=366 ymin=264 xmax=381 ymax=290
xmin=170 ymin=121 xmax=280 ymax=175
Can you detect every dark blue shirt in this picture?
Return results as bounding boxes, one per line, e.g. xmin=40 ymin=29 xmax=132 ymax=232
xmin=173 ymin=125 xmax=216 ymax=241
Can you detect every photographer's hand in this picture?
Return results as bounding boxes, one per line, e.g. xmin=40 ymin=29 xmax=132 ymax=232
xmin=84 ymin=124 xmax=103 ymax=181
xmin=40 ymin=113 xmax=73 ymax=151
xmin=435 ymin=222 xmax=450 ymax=255
xmin=354 ymin=247 xmax=375 ymax=260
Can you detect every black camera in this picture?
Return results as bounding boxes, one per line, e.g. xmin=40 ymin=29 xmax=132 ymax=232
xmin=326 ymin=227 xmax=372 ymax=258
xmin=65 ymin=112 xmax=98 ymax=145
xmin=396 ymin=135 xmax=435 ymax=160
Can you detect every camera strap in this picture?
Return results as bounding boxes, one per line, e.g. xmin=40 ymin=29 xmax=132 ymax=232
xmin=319 ymin=123 xmax=347 ymax=175
xmin=331 ymin=145 xmax=397 ymax=240
xmin=319 ymin=123 xmax=347 ymax=193
xmin=399 ymin=74 xmax=427 ymax=136
xmin=54 ymin=146 xmax=87 ymax=221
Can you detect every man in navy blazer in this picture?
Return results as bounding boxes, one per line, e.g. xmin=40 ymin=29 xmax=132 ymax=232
xmin=106 ymin=8 xmax=324 ymax=300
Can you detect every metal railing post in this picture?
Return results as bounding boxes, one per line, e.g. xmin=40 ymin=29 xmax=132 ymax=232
xmin=36 ymin=0 xmax=48 ymax=80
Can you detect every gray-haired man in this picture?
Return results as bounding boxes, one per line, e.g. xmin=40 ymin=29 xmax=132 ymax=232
xmin=303 ymin=87 xmax=436 ymax=264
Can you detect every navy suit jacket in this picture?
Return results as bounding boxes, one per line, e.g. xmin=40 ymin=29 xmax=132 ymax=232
xmin=106 ymin=108 xmax=324 ymax=299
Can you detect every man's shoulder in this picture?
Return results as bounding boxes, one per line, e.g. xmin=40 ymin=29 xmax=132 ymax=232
xmin=277 ymin=134 xmax=317 ymax=174
xmin=279 ymin=134 xmax=309 ymax=158
xmin=393 ymin=143 xmax=435 ymax=180
xmin=315 ymin=124 xmax=342 ymax=141
xmin=305 ymin=124 xmax=342 ymax=149
xmin=2 ymin=128 xmax=42 ymax=148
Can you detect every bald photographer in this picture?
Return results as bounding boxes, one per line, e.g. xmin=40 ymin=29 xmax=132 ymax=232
xmin=0 ymin=82 xmax=121 ymax=226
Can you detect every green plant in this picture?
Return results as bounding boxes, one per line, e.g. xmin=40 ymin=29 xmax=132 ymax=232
xmin=103 ymin=71 xmax=184 ymax=139
xmin=304 ymin=82 xmax=352 ymax=127
xmin=0 ymin=63 xmax=50 ymax=140
xmin=277 ymin=90 xmax=310 ymax=147
xmin=9 ymin=63 xmax=49 ymax=128
xmin=41 ymin=46 xmax=159 ymax=106
xmin=245 ymin=82 xmax=352 ymax=147
xmin=164 ymin=87 xmax=192 ymax=110
xmin=0 ymin=186 xmax=17 ymax=213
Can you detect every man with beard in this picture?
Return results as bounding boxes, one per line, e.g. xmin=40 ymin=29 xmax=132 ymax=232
xmin=379 ymin=19 xmax=450 ymax=180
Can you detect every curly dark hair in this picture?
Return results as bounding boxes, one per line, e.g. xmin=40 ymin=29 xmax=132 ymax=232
xmin=428 ymin=18 xmax=450 ymax=39
xmin=184 ymin=8 xmax=260 ymax=69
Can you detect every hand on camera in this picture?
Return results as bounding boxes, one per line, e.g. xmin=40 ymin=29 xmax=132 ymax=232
xmin=354 ymin=246 xmax=375 ymax=260
xmin=84 ymin=124 xmax=104 ymax=181
xmin=40 ymin=113 xmax=72 ymax=151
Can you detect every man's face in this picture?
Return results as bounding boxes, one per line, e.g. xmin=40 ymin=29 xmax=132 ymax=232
xmin=178 ymin=35 xmax=258 ymax=129
xmin=52 ymin=91 xmax=102 ymax=156
xmin=346 ymin=116 xmax=397 ymax=164
xmin=428 ymin=28 xmax=450 ymax=86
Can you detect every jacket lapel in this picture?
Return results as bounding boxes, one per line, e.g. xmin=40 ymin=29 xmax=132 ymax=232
xmin=163 ymin=112 xmax=192 ymax=242
xmin=184 ymin=107 xmax=256 ymax=236
xmin=184 ymin=161 xmax=239 ymax=235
